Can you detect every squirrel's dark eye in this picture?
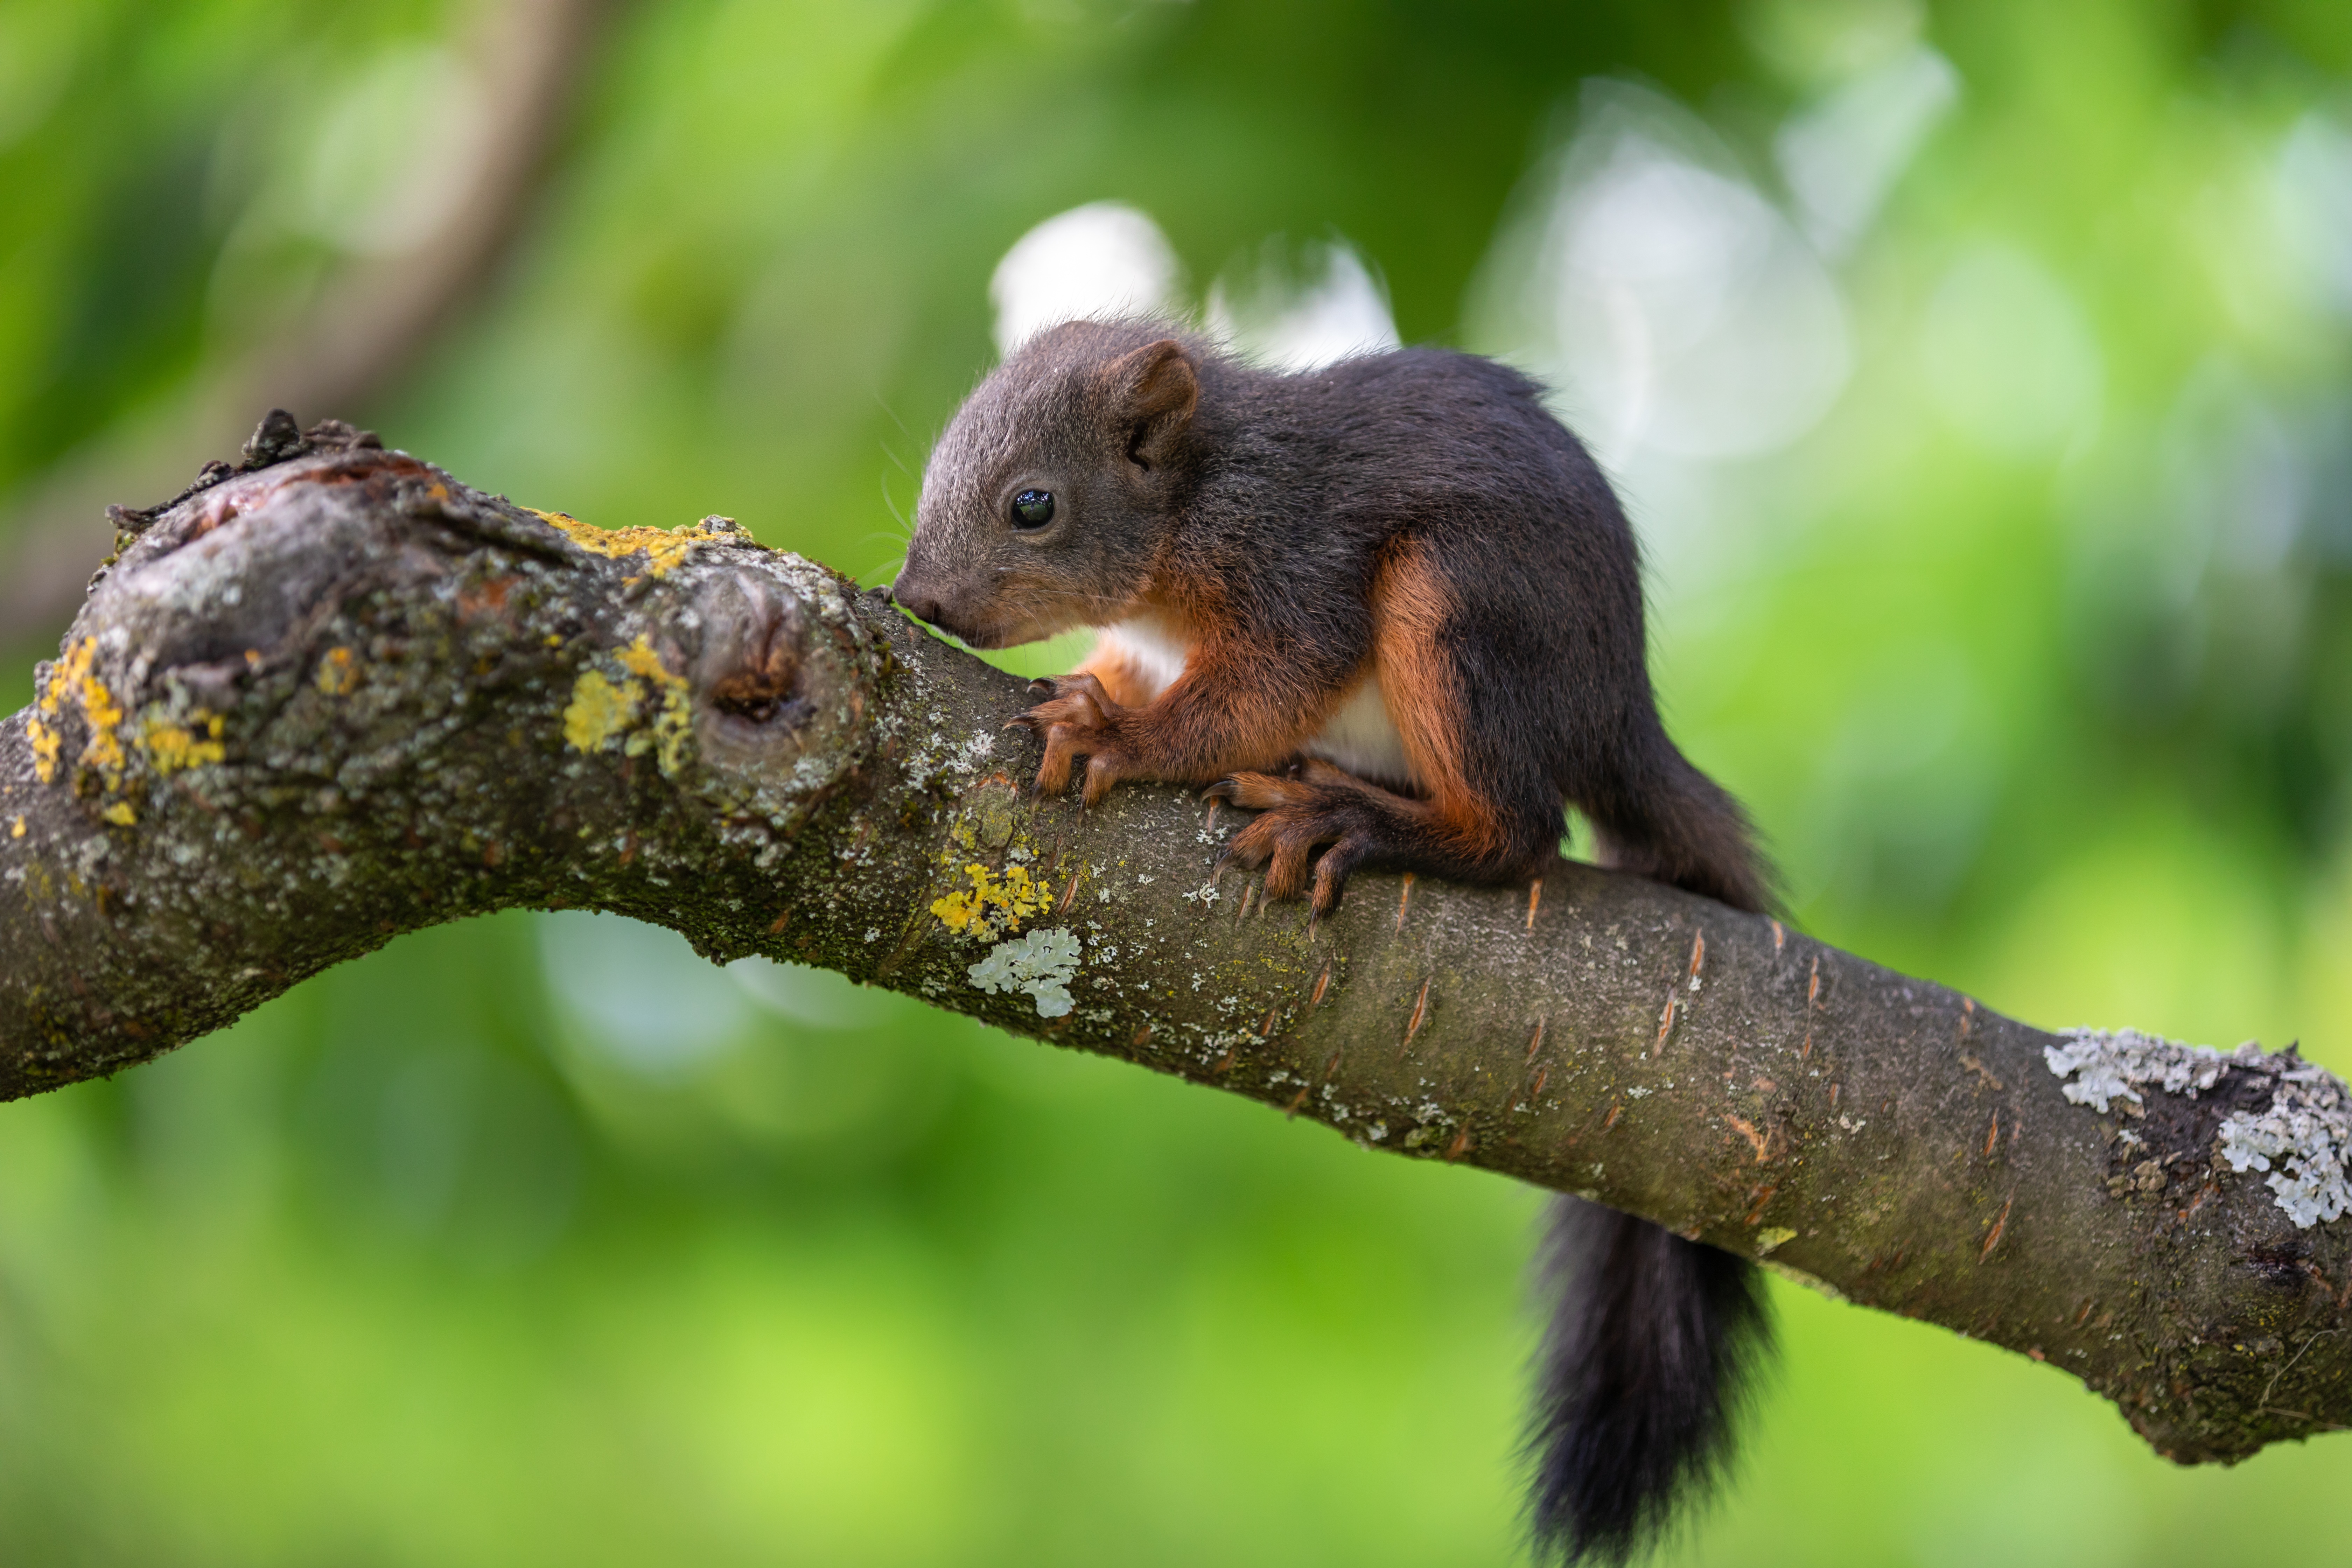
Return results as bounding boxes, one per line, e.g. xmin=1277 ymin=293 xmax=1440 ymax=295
xmin=1010 ymin=489 xmax=1056 ymax=530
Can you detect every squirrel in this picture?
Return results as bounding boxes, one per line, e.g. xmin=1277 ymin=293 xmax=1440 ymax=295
xmin=891 ymin=317 xmax=1774 ymax=1564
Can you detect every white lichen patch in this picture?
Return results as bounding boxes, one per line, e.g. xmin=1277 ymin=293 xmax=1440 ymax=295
xmin=2217 ymin=1067 xmax=2352 ymax=1228
xmin=2045 ymin=1027 xmax=2352 ymax=1229
xmin=2042 ymin=1027 xmax=2242 ymax=1113
xmin=968 ymin=927 xmax=1082 ymax=1017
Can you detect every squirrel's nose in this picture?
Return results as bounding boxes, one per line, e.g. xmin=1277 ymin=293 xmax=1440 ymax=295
xmin=889 ymin=582 xmax=942 ymax=626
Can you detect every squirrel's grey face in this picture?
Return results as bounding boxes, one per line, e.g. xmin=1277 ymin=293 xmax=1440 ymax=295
xmin=892 ymin=322 xmax=1197 ymax=649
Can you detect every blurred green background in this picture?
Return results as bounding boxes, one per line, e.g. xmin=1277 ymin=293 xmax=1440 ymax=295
xmin=7 ymin=0 xmax=2352 ymax=1562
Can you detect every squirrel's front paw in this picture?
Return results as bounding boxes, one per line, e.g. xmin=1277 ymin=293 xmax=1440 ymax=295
xmin=1009 ymin=673 xmax=1131 ymax=806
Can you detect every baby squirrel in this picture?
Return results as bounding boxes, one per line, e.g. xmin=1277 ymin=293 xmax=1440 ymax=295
xmin=892 ymin=318 xmax=1773 ymax=1564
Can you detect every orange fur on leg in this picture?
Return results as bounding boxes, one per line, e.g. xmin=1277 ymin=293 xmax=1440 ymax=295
xmin=1371 ymin=541 xmax=1517 ymax=866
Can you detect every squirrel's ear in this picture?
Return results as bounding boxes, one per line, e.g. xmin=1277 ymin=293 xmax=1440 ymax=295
xmin=1103 ymin=338 xmax=1197 ymax=468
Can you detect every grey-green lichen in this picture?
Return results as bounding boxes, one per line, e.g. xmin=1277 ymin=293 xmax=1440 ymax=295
xmin=968 ymin=927 xmax=1082 ymax=1017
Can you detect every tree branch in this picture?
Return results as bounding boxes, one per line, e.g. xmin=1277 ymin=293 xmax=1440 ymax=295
xmin=7 ymin=429 xmax=2352 ymax=1467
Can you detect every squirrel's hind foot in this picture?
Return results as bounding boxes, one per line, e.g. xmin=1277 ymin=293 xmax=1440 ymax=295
xmin=1209 ymin=763 xmax=1396 ymax=915
xmin=1212 ymin=760 xmax=1553 ymax=915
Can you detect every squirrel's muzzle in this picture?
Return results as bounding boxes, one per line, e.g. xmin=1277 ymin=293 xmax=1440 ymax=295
xmin=887 ymin=581 xmax=945 ymax=628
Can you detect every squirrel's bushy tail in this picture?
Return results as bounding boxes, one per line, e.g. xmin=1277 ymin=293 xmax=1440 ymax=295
xmin=1528 ymin=1197 xmax=1773 ymax=1564
xmin=1536 ymin=729 xmax=1773 ymax=1562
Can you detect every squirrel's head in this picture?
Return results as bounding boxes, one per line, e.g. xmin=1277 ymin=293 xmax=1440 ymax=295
xmin=892 ymin=320 xmax=1199 ymax=648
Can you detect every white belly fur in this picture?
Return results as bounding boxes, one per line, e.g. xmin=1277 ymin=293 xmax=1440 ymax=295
xmin=1097 ymin=616 xmax=1191 ymax=697
xmin=1306 ymin=677 xmax=1418 ymax=791
xmin=1093 ymin=619 xmax=1418 ymax=792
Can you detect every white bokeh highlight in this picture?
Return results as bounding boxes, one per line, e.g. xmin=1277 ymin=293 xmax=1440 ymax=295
xmin=2278 ymin=111 xmax=2352 ymax=320
xmin=1776 ymin=45 xmax=1959 ymax=259
xmin=1205 ymin=240 xmax=1400 ymax=370
xmin=1477 ymin=81 xmax=1854 ymax=471
xmin=989 ymin=201 xmax=1183 ymax=356
xmin=538 ymin=910 xmax=892 ymax=1079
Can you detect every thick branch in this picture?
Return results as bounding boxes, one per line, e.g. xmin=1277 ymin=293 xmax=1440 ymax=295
xmin=5 ymin=431 xmax=2350 ymax=1467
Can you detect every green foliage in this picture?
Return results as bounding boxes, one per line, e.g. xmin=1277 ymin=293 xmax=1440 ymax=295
xmin=9 ymin=0 xmax=2352 ymax=1560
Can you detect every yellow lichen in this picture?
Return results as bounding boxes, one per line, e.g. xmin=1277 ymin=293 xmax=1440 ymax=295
xmin=27 ymin=715 xmax=58 ymax=785
xmin=560 ymin=635 xmax=696 ymax=775
xmin=615 ymin=635 xmax=693 ymax=775
xmin=528 ymin=508 xmax=726 ymax=579
xmin=31 ymin=638 xmax=128 ymax=791
xmin=101 ymin=801 xmax=135 ymax=826
xmin=33 ymin=652 xmax=66 ymax=718
xmin=8 ymin=816 xmax=22 ymax=839
xmin=316 ymin=646 xmax=359 ymax=696
xmin=143 ymin=712 xmax=225 ymax=775
xmin=932 ymin=862 xmax=1054 ymax=941
xmin=559 ymin=635 xmax=698 ymax=774
xmin=53 ymin=639 xmax=126 ymax=783
xmin=564 ymin=669 xmax=643 ymax=753
xmin=614 ymin=638 xmax=668 ymax=682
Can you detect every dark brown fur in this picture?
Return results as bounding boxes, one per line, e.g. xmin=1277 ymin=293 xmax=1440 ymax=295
xmin=894 ymin=317 xmax=1776 ymax=1565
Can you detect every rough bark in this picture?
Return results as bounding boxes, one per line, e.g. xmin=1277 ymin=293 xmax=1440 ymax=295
xmin=6 ymin=427 xmax=2351 ymax=1468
